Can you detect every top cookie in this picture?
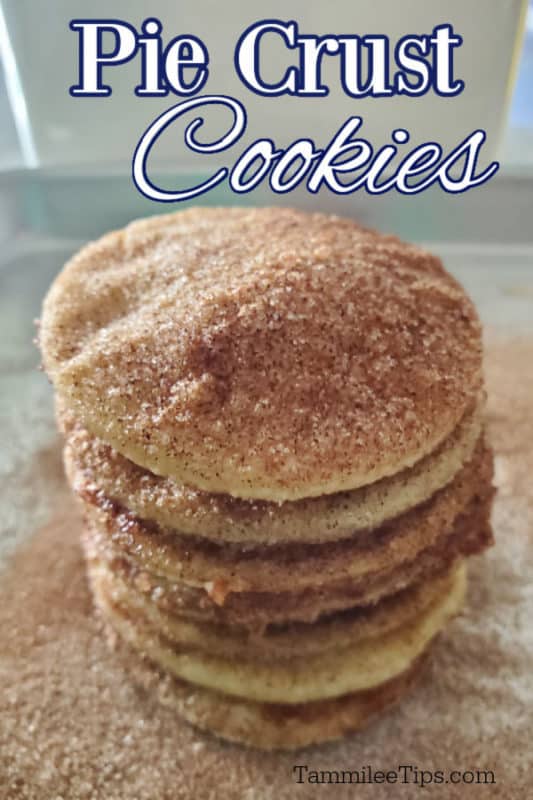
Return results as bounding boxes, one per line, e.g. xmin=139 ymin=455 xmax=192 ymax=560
xmin=40 ymin=207 xmax=482 ymax=501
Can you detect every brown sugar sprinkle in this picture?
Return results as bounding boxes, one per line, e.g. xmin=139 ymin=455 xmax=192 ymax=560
xmin=0 ymin=335 xmax=532 ymax=799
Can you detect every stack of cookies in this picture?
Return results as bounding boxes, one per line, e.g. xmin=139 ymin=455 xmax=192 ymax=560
xmin=40 ymin=208 xmax=494 ymax=750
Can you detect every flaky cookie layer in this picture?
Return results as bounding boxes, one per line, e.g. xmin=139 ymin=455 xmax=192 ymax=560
xmin=81 ymin=485 xmax=492 ymax=630
xmin=74 ymin=438 xmax=492 ymax=595
xmin=90 ymin=563 xmax=466 ymax=704
xmin=62 ymin=398 xmax=483 ymax=545
xmin=88 ymin=557 xmax=457 ymax=662
xmin=113 ymin=635 xmax=428 ymax=750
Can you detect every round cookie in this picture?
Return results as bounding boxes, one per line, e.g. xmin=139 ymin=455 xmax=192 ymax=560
xmin=62 ymin=398 xmax=483 ymax=544
xmin=114 ymin=636 xmax=428 ymax=750
xmin=81 ymin=483 xmax=492 ymax=630
xmin=89 ymin=559 xmax=461 ymax=662
xmin=92 ymin=563 xmax=466 ymax=704
xmin=73 ymin=438 xmax=492 ymax=594
xmin=41 ymin=207 xmax=483 ymax=500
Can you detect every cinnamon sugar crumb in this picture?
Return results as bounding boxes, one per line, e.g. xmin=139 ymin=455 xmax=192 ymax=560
xmin=204 ymin=579 xmax=230 ymax=606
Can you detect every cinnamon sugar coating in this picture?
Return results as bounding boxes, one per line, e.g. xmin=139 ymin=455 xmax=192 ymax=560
xmin=82 ymin=487 xmax=492 ymax=631
xmin=61 ymin=398 xmax=483 ymax=545
xmin=36 ymin=205 xmax=494 ymax=752
xmin=75 ymin=438 xmax=493 ymax=596
xmin=3 ymin=337 xmax=528 ymax=791
xmin=88 ymin=564 xmax=466 ymax=705
xmin=89 ymin=560 xmax=456 ymax=663
xmin=115 ymin=637 xmax=428 ymax=751
xmin=40 ymin=207 xmax=483 ymax=500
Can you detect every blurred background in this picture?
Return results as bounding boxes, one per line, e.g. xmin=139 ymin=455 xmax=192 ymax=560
xmin=0 ymin=0 xmax=531 ymax=248
xmin=0 ymin=0 xmax=531 ymax=170
xmin=506 ymin=0 xmax=533 ymax=164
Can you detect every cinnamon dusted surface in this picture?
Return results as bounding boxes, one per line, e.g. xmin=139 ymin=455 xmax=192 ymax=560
xmin=82 ymin=493 xmax=491 ymax=630
xmin=0 ymin=336 xmax=532 ymax=799
xmin=61 ymin=399 xmax=483 ymax=545
xmin=87 ymin=559 xmax=457 ymax=662
xmin=40 ymin=208 xmax=483 ymax=500
xmin=74 ymin=438 xmax=492 ymax=594
xmin=87 ymin=563 xmax=465 ymax=706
